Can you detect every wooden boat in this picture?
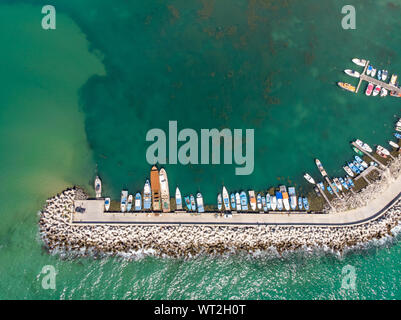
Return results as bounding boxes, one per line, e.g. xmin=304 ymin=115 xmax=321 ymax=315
xmin=150 ymin=166 xmax=161 ymax=211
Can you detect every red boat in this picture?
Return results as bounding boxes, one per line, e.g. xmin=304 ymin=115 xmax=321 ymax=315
xmin=365 ymin=83 xmax=374 ymax=96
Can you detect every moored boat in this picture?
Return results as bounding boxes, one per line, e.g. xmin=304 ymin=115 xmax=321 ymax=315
xmin=352 ymin=146 xmax=364 ymax=156
xmin=159 ymin=168 xmax=170 ymax=212
xmin=389 ymin=141 xmax=400 ymax=149
xmin=276 ymin=192 xmax=283 ymax=211
xmin=365 ymin=82 xmax=374 ymax=96
xmin=315 ymin=159 xmax=327 ymax=177
xmin=135 ymin=193 xmax=141 ymax=211
xmin=266 ymin=194 xmax=271 ymax=210
xmin=371 ymin=68 xmax=377 ymax=77
xmin=126 ymin=194 xmax=133 ymax=212
xmin=256 ymin=193 xmax=262 ymax=210
xmin=380 ymin=88 xmax=388 ymax=97
xmin=298 ymin=196 xmax=303 ymax=210
xmin=249 ymin=190 xmax=257 ymax=211
xmin=190 ymin=194 xmax=196 ymax=211
xmin=235 ymin=192 xmax=241 ymax=211
xmin=150 ymin=166 xmax=161 ymax=211
xmin=288 ymin=187 xmax=297 ymax=210
xmin=240 ymin=191 xmax=248 ymax=211
xmin=376 ymin=145 xmax=390 ymax=158
xmin=343 ymin=165 xmax=354 ymax=177
xmin=326 ymin=185 xmax=333 ymax=195
xmin=352 ymin=58 xmax=367 ymax=67
xmin=394 ymin=133 xmax=401 ymax=139
xmin=175 ymin=187 xmax=182 ymax=210
xmin=333 ymin=178 xmax=342 ymax=191
xmin=347 ymin=177 xmax=355 ymax=188
xmin=355 ymin=155 xmax=368 ymax=168
xmin=196 ymin=193 xmax=205 ymax=213
xmin=120 ymin=190 xmax=128 ymax=212
xmin=271 ymin=196 xmax=277 ymax=211
xmin=217 ymin=194 xmax=222 ymax=211
xmin=94 ymin=176 xmax=102 ymax=198
xmin=303 ymin=197 xmax=310 ymax=211
xmin=303 ymin=173 xmax=316 ymax=184
xmin=355 ymin=139 xmax=373 ymax=153
xmin=261 ymin=195 xmax=267 ymax=212
xmin=372 ymin=85 xmax=381 ymax=96
xmin=366 ymin=65 xmax=373 ymax=75
xmin=222 ymin=187 xmax=230 ymax=211
xmin=230 ymin=193 xmax=236 ymax=210
xmin=337 ymin=82 xmax=356 ymax=92
xmin=143 ymin=180 xmax=152 ymax=210
xmin=185 ymin=196 xmax=191 ymax=211
xmin=390 ymin=91 xmax=401 ymax=97
xmin=104 ymin=197 xmax=110 ymax=211
xmin=377 ymin=70 xmax=382 ymax=80
xmin=344 ymin=69 xmax=360 ymax=78
xmin=339 ymin=177 xmax=349 ymax=190
xmin=382 ymin=70 xmax=388 ymax=81
xmin=390 ymin=74 xmax=398 ymax=85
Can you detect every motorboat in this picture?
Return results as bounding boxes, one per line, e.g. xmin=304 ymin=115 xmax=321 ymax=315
xmin=371 ymin=68 xmax=377 ymax=77
xmin=298 ymin=197 xmax=303 ymax=210
xmin=271 ymin=196 xmax=277 ymax=211
xmin=352 ymin=58 xmax=367 ymax=67
xmin=315 ymin=159 xmax=328 ymax=177
xmin=326 ymin=185 xmax=333 ymax=195
xmin=135 ymin=193 xmax=142 ymax=211
xmin=235 ymin=192 xmax=241 ymax=211
xmin=196 ymin=193 xmax=205 ymax=213
xmin=390 ymin=74 xmax=398 ymax=85
xmin=280 ymin=186 xmax=290 ymax=211
xmin=382 ymin=70 xmax=388 ymax=81
xmin=344 ymin=69 xmax=360 ymax=78
xmin=266 ymin=194 xmax=271 ymax=210
xmin=377 ymin=70 xmax=382 ymax=80
xmin=159 ymin=168 xmax=170 ymax=212
xmin=394 ymin=133 xmax=401 ymax=139
xmin=240 ymin=191 xmax=248 ymax=211
xmin=185 ymin=196 xmax=191 ymax=211
xmin=348 ymin=162 xmax=360 ymax=174
xmin=343 ymin=165 xmax=354 ymax=177
xmin=376 ymin=145 xmax=390 ymax=158
xmin=126 ymin=194 xmax=133 ymax=212
xmin=366 ymin=65 xmax=373 ymax=75
xmin=222 ymin=187 xmax=230 ymax=211
xmin=352 ymin=146 xmax=364 ymax=156
xmin=217 ymin=194 xmax=222 ymax=211
xmin=190 ymin=194 xmax=196 ymax=211
xmin=120 ymin=190 xmax=128 ymax=212
xmin=248 ymin=190 xmax=257 ymax=211
xmin=318 ymin=182 xmax=325 ymax=190
xmin=355 ymin=155 xmax=368 ymax=168
xmin=333 ymin=178 xmax=343 ymax=191
xmin=337 ymin=82 xmax=356 ymax=92
xmin=288 ymin=187 xmax=297 ymax=210
xmin=339 ymin=177 xmax=349 ymax=190
xmin=372 ymin=85 xmax=381 ymax=96
xmin=256 ymin=193 xmax=262 ymax=210
xmin=303 ymin=198 xmax=310 ymax=211
xmin=390 ymin=91 xmax=401 ymax=97
xmin=104 ymin=197 xmax=110 ymax=211
xmin=347 ymin=177 xmax=355 ymax=188
xmin=355 ymin=139 xmax=373 ymax=153
xmin=230 ymin=193 xmax=236 ymax=210
xmin=303 ymin=173 xmax=316 ymax=184
xmin=94 ymin=176 xmax=102 ymax=198
xmin=389 ymin=141 xmax=400 ymax=149
xmin=314 ymin=187 xmax=321 ymax=197
xmin=275 ymin=192 xmax=283 ymax=211
xmin=365 ymin=82 xmax=374 ymax=96
xmin=175 ymin=187 xmax=182 ymax=210
xmin=380 ymin=88 xmax=388 ymax=97
xmin=143 ymin=180 xmax=152 ymax=210
xmin=261 ymin=195 xmax=267 ymax=212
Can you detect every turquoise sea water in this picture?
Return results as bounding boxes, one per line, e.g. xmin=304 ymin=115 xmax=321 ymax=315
xmin=1 ymin=0 xmax=401 ymax=299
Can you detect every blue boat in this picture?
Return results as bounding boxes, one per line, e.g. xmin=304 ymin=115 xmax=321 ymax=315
xmin=217 ymin=194 xmax=222 ymax=211
xmin=196 ymin=193 xmax=205 ymax=213
xmin=184 ymin=196 xmax=191 ymax=211
xmin=394 ymin=133 xmax=401 ymax=139
xmin=339 ymin=177 xmax=349 ymax=190
xmin=348 ymin=162 xmax=360 ymax=174
xmin=276 ymin=192 xmax=283 ymax=211
xmin=298 ymin=196 xmax=303 ymax=210
xmin=135 ymin=193 xmax=142 ymax=211
xmin=327 ymin=185 xmax=333 ymax=195
xmin=261 ymin=195 xmax=267 ymax=212
xmin=378 ymin=69 xmax=382 ymax=80
xmin=190 ymin=195 xmax=196 ymax=211
xmin=265 ymin=194 xmax=271 ymax=210
xmin=230 ymin=193 xmax=236 ymax=209
xmin=353 ymin=160 xmax=364 ymax=172
xmin=347 ymin=177 xmax=355 ymax=188
xmin=240 ymin=191 xmax=248 ymax=210
xmin=303 ymin=197 xmax=310 ymax=211
xmin=257 ymin=193 xmax=262 ymax=211
xmin=318 ymin=182 xmax=325 ymax=190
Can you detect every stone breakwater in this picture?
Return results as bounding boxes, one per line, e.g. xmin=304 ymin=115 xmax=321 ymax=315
xmin=39 ymin=167 xmax=401 ymax=259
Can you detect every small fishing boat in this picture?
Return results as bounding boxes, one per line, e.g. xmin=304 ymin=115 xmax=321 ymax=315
xmin=390 ymin=74 xmax=398 ymax=85
xmin=266 ymin=194 xmax=271 ymax=210
xmin=339 ymin=177 xmax=349 ymax=190
xmin=217 ymin=194 xmax=222 ymax=211
xmin=126 ymin=194 xmax=133 ymax=212
xmin=377 ymin=70 xmax=382 ymax=80
xmin=230 ymin=193 xmax=236 ymax=210
xmin=353 ymin=160 xmax=364 ymax=172
xmin=240 ymin=191 xmax=248 ymax=211
xmin=366 ymin=65 xmax=373 ymax=75
xmin=371 ymin=68 xmax=377 ymax=77
xmin=347 ymin=177 xmax=355 ymax=188
xmin=352 ymin=147 xmax=364 ymax=156
xmin=135 ymin=193 xmax=142 ymax=211
xmin=303 ymin=198 xmax=310 ymax=211
xmin=326 ymin=185 xmax=333 ymax=195
xmin=249 ymin=190 xmax=257 ymax=211
xmin=94 ymin=176 xmax=102 ymax=198
xmin=370 ymin=161 xmax=378 ymax=167
xmin=150 ymin=166 xmax=161 ymax=211
xmin=318 ymin=182 xmax=325 ymax=190
xmin=257 ymin=193 xmax=262 ymax=210
xmin=390 ymin=91 xmax=401 ymax=97
xmin=389 ymin=141 xmax=400 ymax=149
xmin=190 ymin=194 xmax=196 ymax=211
xmin=235 ymin=192 xmax=241 ymax=211
xmin=298 ymin=196 xmax=303 ymax=210
xmin=143 ymin=180 xmax=152 ymax=210
xmin=196 ymin=193 xmax=205 ymax=213
xmin=333 ymin=178 xmax=343 ymax=191
xmin=261 ymin=195 xmax=267 ymax=212
xmin=372 ymin=85 xmax=381 ymax=96
xmin=314 ymin=187 xmax=321 ymax=197
xmin=343 ymin=165 xmax=354 ymax=177
xmin=365 ymin=82 xmax=374 ymax=96
xmin=280 ymin=186 xmax=290 ymax=211
xmin=396 ymin=126 xmax=401 ymax=133
xmin=355 ymin=155 xmax=368 ymax=168
xmin=222 ymin=187 xmax=230 ymax=211
xmin=382 ymin=70 xmax=388 ymax=81
xmin=175 ymin=187 xmax=182 ymax=210
xmin=184 ymin=196 xmax=191 ymax=211
xmin=276 ymin=192 xmax=283 ymax=211
xmin=337 ymin=82 xmax=356 ymax=92
xmin=394 ymin=133 xmax=401 ymax=139
xmin=288 ymin=187 xmax=297 ymax=210
xmin=380 ymin=88 xmax=388 ymax=97
xmin=355 ymin=139 xmax=373 ymax=153
xmin=352 ymin=58 xmax=367 ymax=67
xmin=303 ymin=173 xmax=316 ymax=184
xmin=271 ymin=196 xmax=277 ymax=211
xmin=159 ymin=168 xmax=170 ymax=213
xmin=376 ymin=145 xmax=390 ymax=158
xmin=120 ymin=190 xmax=128 ymax=212
xmin=104 ymin=197 xmax=110 ymax=211
xmin=344 ymin=69 xmax=360 ymax=78
xmin=348 ymin=162 xmax=360 ymax=174
xmin=315 ymin=159 xmax=328 ymax=177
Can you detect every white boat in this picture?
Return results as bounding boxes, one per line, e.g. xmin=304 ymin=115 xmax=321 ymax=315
xmin=315 ymin=159 xmax=328 ymax=177
xmin=279 ymin=186 xmax=290 ymax=211
xmin=120 ymin=190 xmax=128 ymax=212
xmin=352 ymin=58 xmax=367 ymax=67
xmin=355 ymin=139 xmax=373 ymax=153
xmin=159 ymin=168 xmax=170 ymax=212
xmin=372 ymin=85 xmax=381 ymax=96
xmin=126 ymin=194 xmax=133 ymax=212
xmin=377 ymin=145 xmax=390 ymax=156
xmin=343 ymin=165 xmax=354 ymax=177
xmin=94 ymin=176 xmax=102 ymax=198
xmin=104 ymin=197 xmax=110 ymax=211
xmin=175 ymin=187 xmax=182 ymax=210
xmin=333 ymin=178 xmax=342 ymax=191
xmin=382 ymin=70 xmax=388 ymax=81
xmin=303 ymin=173 xmax=316 ymax=184
xmin=235 ymin=192 xmax=241 ymax=211
xmin=371 ymin=68 xmax=377 ymax=77
xmin=288 ymin=187 xmax=297 ymax=210
xmin=222 ymin=186 xmax=230 ymax=211
xmin=390 ymin=74 xmax=398 ymax=85
xmin=196 ymin=193 xmax=205 ymax=213
xmin=365 ymin=82 xmax=374 ymax=96
xmin=396 ymin=126 xmax=401 ymax=133
xmin=271 ymin=196 xmax=277 ymax=211
xmin=248 ymin=190 xmax=257 ymax=211
xmin=344 ymin=69 xmax=360 ymax=78
xmin=143 ymin=180 xmax=152 ymax=210
xmin=380 ymin=88 xmax=388 ymax=97
xmin=389 ymin=141 xmax=399 ymax=149
xmin=366 ymin=65 xmax=373 ymax=76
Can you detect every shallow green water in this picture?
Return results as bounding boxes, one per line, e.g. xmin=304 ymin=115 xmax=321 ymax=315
xmin=1 ymin=0 xmax=401 ymax=299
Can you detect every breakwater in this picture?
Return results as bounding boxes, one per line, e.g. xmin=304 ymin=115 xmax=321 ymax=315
xmin=39 ymin=157 xmax=401 ymax=258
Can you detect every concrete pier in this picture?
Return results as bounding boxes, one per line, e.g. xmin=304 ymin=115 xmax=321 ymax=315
xmin=351 ymin=142 xmax=387 ymax=169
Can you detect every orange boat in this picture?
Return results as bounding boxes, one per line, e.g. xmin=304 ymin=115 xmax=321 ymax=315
xmin=338 ymin=82 xmax=356 ymax=93
xmin=390 ymin=91 xmax=401 ymax=98
xmin=150 ymin=166 xmax=161 ymax=211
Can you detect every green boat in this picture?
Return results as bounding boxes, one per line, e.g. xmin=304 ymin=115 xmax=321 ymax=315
xmin=352 ymin=147 xmax=364 ymax=156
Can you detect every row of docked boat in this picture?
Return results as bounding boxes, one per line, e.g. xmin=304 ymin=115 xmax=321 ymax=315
xmin=217 ymin=186 xmax=310 ymax=212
